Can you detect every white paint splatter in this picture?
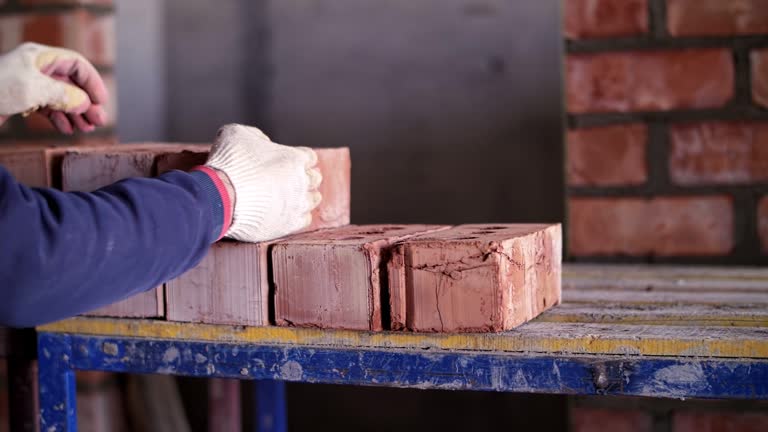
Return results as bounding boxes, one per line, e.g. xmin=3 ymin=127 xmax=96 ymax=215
xmin=280 ymin=361 xmax=303 ymax=380
xmin=552 ymin=362 xmax=562 ymax=383
xmin=640 ymin=363 xmax=708 ymax=398
xmin=161 ymin=347 xmax=179 ymax=363
xmin=511 ymin=369 xmax=534 ymax=392
xmin=490 ymin=366 xmax=504 ymax=391
xmin=102 ymin=342 xmax=118 ymax=356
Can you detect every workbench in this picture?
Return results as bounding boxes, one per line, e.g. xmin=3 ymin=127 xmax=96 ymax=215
xmin=35 ymin=264 xmax=768 ymax=431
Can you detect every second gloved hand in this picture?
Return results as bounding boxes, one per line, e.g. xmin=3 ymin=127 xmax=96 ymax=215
xmin=204 ymin=124 xmax=323 ymax=243
xmin=0 ymin=42 xmax=108 ymax=134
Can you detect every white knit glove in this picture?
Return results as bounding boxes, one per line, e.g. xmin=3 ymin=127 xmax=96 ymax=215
xmin=205 ymin=124 xmax=323 ymax=242
xmin=0 ymin=42 xmax=108 ymax=133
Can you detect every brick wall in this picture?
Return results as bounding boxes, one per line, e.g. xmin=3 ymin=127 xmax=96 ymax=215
xmin=0 ymin=0 xmax=116 ymax=147
xmin=570 ymin=396 xmax=768 ymax=432
xmin=565 ymin=0 xmax=768 ymax=264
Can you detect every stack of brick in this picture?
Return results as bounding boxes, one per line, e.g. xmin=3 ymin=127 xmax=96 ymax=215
xmin=565 ymin=0 xmax=768 ymax=264
xmin=2 ymin=142 xmax=562 ymax=332
xmin=0 ymin=0 xmax=116 ymax=147
xmin=163 ymin=147 xmax=352 ymax=326
xmin=269 ymin=223 xmax=561 ymax=332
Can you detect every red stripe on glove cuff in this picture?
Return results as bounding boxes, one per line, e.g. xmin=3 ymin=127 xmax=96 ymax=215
xmin=191 ymin=166 xmax=232 ymax=240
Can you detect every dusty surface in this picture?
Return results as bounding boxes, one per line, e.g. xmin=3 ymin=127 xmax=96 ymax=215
xmin=391 ymin=224 xmax=561 ymax=332
xmin=273 ymin=225 xmax=448 ymax=330
xmin=166 ymin=241 xmax=270 ymax=326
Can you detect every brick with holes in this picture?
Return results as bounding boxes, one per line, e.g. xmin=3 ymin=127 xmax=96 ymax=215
xmin=273 ymin=225 xmax=449 ymax=330
xmin=388 ymin=224 xmax=561 ymax=332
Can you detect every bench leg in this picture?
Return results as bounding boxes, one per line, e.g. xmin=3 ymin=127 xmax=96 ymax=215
xmin=254 ymin=379 xmax=287 ymax=432
xmin=37 ymin=332 xmax=78 ymax=431
xmin=8 ymin=328 xmax=38 ymax=432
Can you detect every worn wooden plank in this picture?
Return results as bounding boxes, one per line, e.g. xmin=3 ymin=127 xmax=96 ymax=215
xmin=37 ymin=317 xmax=768 ymax=359
xmin=563 ymin=290 xmax=768 ymax=306
xmin=564 ymin=264 xmax=768 ymax=292
xmin=537 ymin=303 xmax=768 ymax=327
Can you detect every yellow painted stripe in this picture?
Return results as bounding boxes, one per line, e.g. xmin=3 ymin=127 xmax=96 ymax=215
xmin=38 ymin=318 xmax=768 ymax=359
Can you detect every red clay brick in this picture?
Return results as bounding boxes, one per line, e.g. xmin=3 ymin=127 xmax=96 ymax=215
xmin=166 ymin=241 xmax=270 ymax=326
xmin=163 ymin=148 xmax=350 ymax=326
xmin=0 ymin=146 xmax=50 ymax=187
xmin=101 ymin=73 xmax=117 ymax=125
xmin=669 ymin=121 xmax=768 ymax=185
xmin=63 ymin=150 xmax=164 ymax=318
xmin=157 ymin=147 xmax=351 ymax=230
xmin=753 ymin=49 xmax=768 ymax=109
xmin=567 ymin=50 xmax=734 ymax=113
xmin=564 ymin=0 xmax=648 ymax=39
xmin=389 ymin=224 xmax=561 ymax=332
xmin=308 ymin=147 xmax=351 ymax=230
xmin=572 ymin=407 xmax=653 ymax=432
xmin=567 ymin=124 xmax=647 ymax=186
xmin=0 ymin=11 xmax=114 ymax=66
xmin=22 ymin=112 xmax=57 ymax=132
xmin=759 ymin=196 xmax=768 ymax=253
xmin=672 ymin=411 xmax=768 ymax=432
xmin=72 ymin=134 xmax=118 ymax=148
xmin=61 ymin=144 xmax=205 ymax=318
xmin=568 ymin=196 xmax=734 ymax=256
xmin=667 ymin=0 xmax=768 ymax=36
xmin=273 ymin=225 xmax=449 ymax=331
xmin=0 ymin=142 xmax=123 ymax=189
xmin=155 ymin=150 xmax=208 ymax=173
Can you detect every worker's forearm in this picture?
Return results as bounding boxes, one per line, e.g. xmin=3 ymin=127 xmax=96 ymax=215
xmin=0 ymin=166 xmax=225 ymax=327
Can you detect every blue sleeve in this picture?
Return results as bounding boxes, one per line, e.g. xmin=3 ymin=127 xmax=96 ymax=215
xmin=0 ymin=165 xmax=224 ymax=327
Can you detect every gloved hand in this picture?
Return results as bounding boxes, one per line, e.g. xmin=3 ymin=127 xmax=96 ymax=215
xmin=0 ymin=42 xmax=108 ymax=134
xmin=204 ymin=124 xmax=323 ymax=242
